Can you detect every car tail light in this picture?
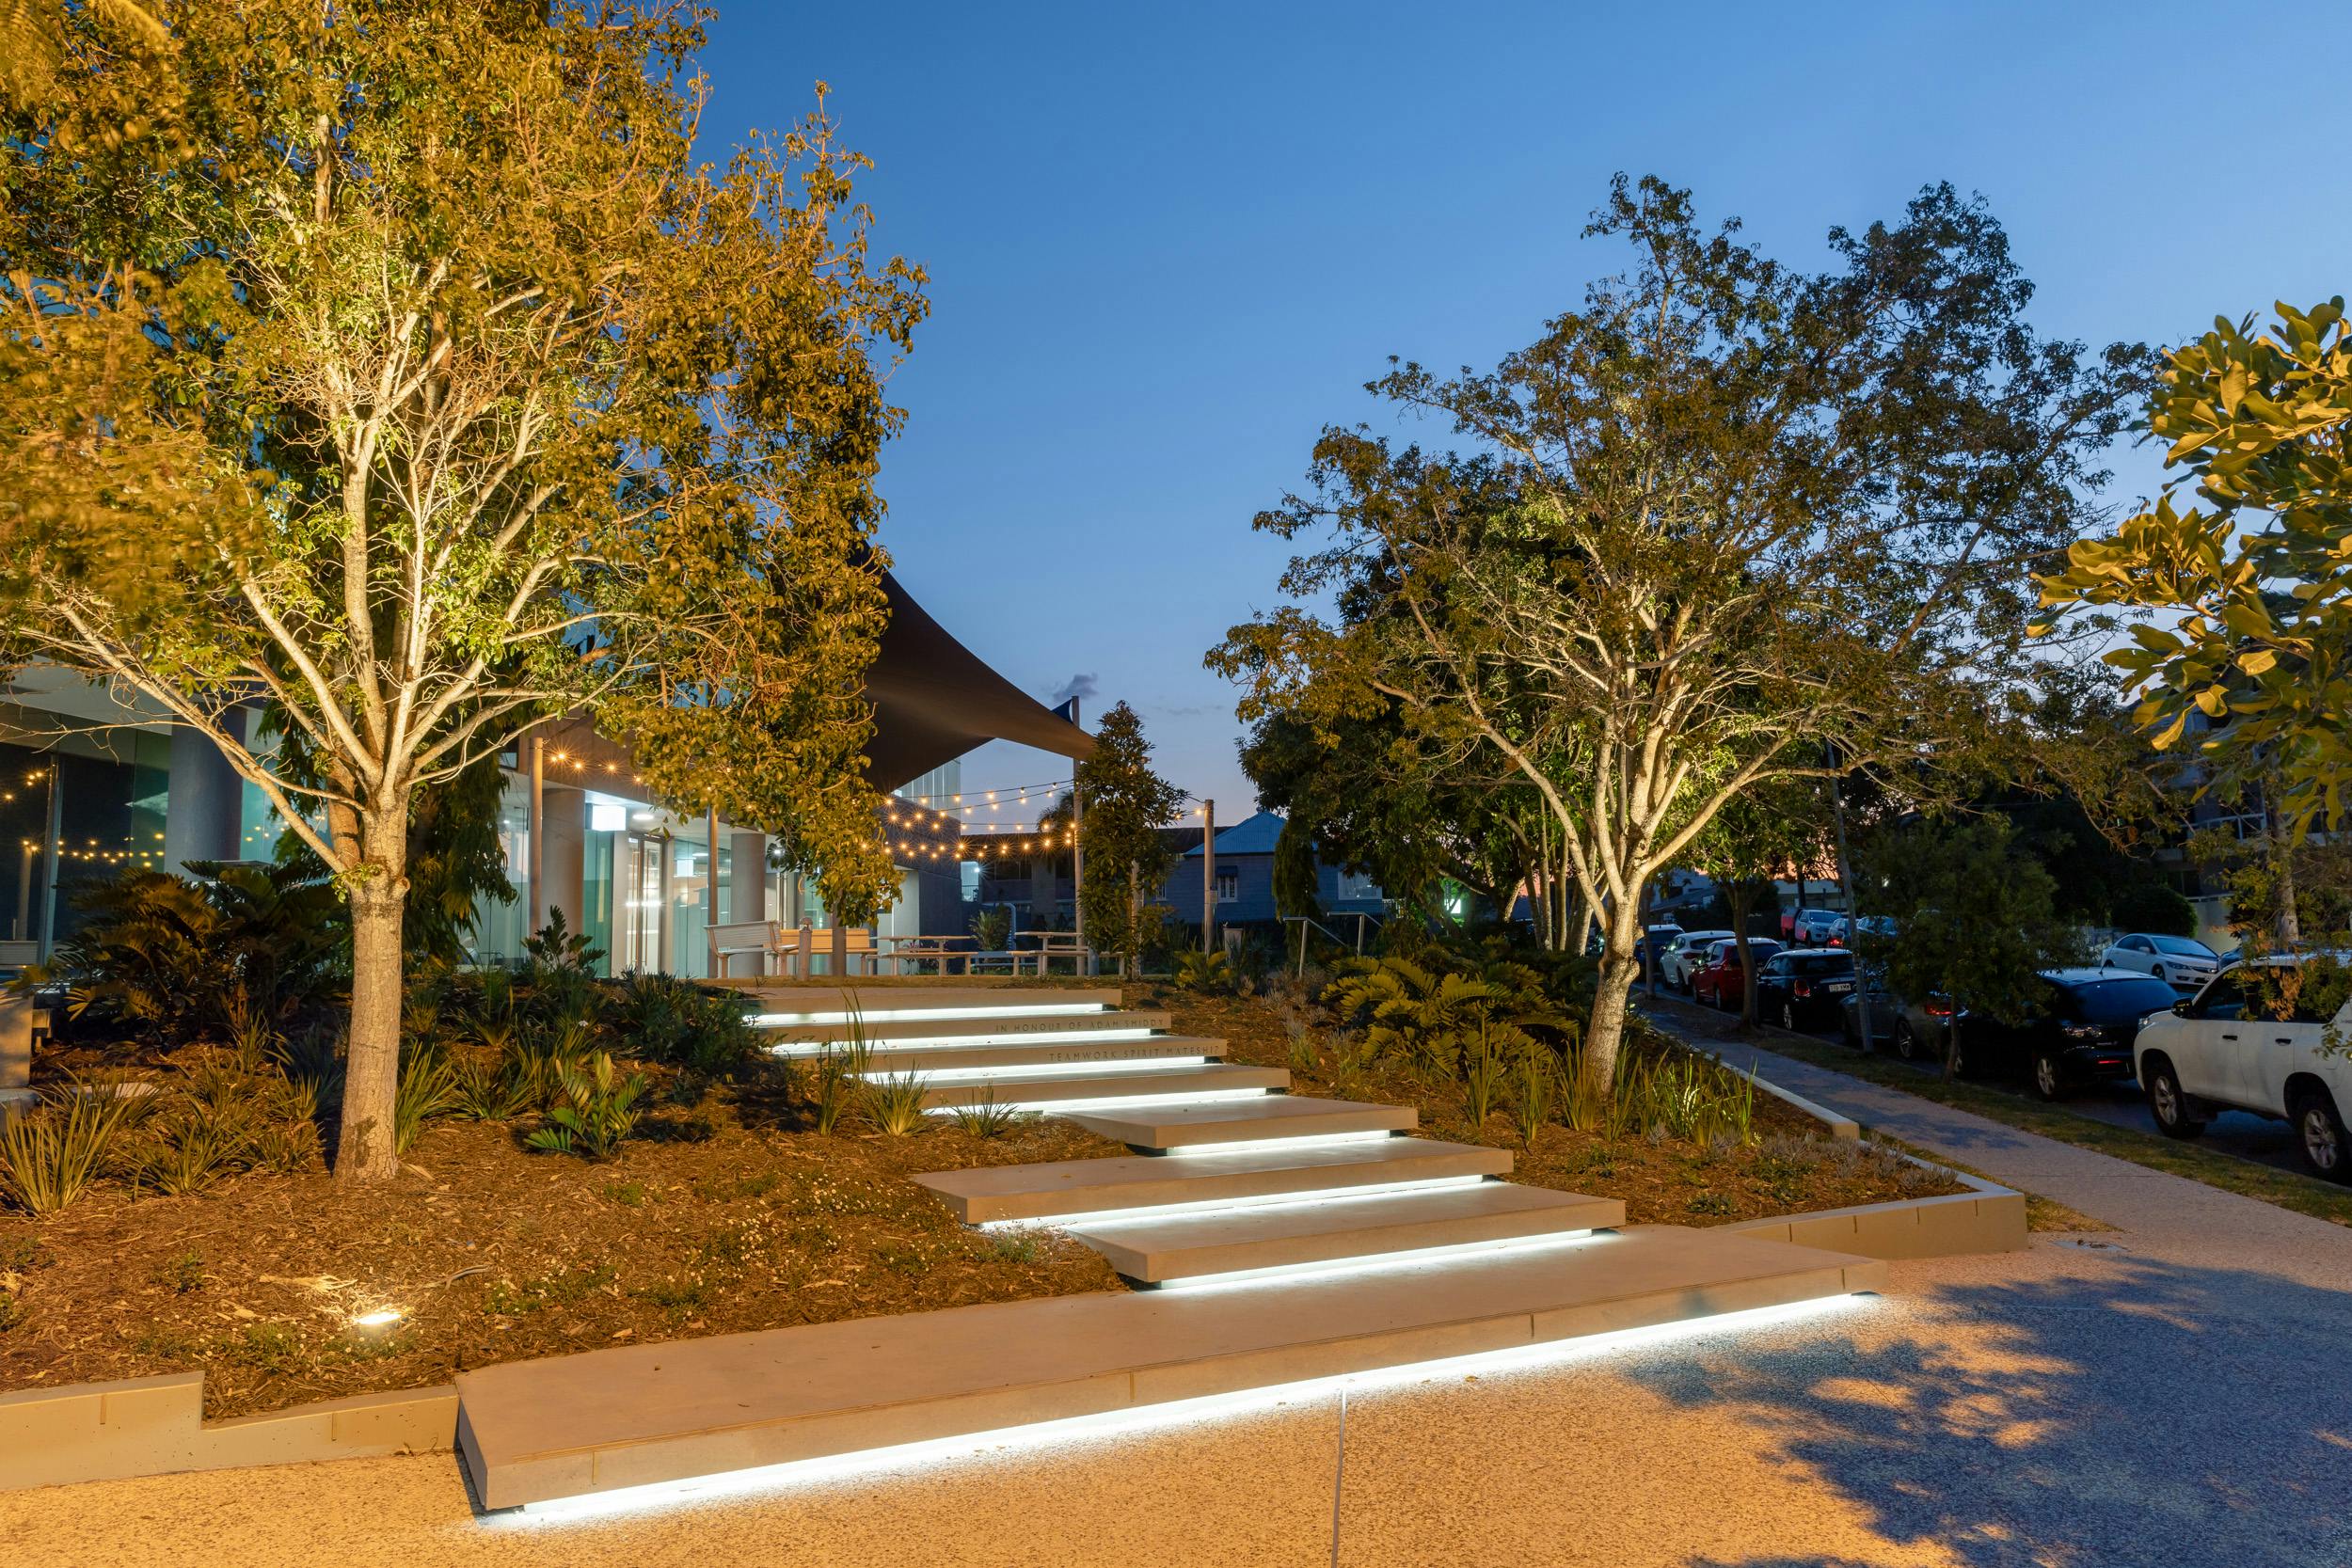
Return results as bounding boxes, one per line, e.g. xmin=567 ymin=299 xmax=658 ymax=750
xmin=1794 ymin=981 xmax=1812 ymax=997
xmin=1926 ymin=1000 xmax=1952 ymax=1018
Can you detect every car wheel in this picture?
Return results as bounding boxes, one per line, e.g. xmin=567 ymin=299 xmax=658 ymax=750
xmin=2142 ymin=1054 xmax=2206 ymax=1140
xmin=2030 ymin=1048 xmax=2066 ymax=1102
xmin=1894 ymin=1021 xmax=1920 ymax=1062
xmin=2292 ymin=1086 xmax=2352 ymax=1184
xmin=1779 ymin=1001 xmax=1797 ymax=1031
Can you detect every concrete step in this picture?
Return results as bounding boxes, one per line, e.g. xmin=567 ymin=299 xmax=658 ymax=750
xmin=742 ymin=986 xmax=1123 ymax=1027
xmin=763 ymin=1008 xmax=1172 ymax=1050
xmin=1064 ymin=1181 xmax=1624 ymax=1284
xmin=852 ymin=1035 xmax=1225 ymax=1075
xmin=914 ymin=1136 xmax=1516 ymax=1225
xmin=909 ymin=1063 xmax=1288 ymax=1111
xmin=1063 ymin=1094 xmax=1417 ymax=1152
xmin=455 ymin=1226 xmax=1888 ymax=1512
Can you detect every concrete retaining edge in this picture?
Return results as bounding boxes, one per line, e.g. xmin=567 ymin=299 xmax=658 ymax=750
xmin=0 ymin=1038 xmax=2020 ymax=1494
xmin=0 ymin=1372 xmax=456 ymax=1493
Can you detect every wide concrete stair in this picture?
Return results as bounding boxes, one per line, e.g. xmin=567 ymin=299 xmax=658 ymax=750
xmin=449 ymin=981 xmax=1890 ymax=1513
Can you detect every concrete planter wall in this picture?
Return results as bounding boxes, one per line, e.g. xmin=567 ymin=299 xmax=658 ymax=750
xmin=0 ymin=1373 xmax=455 ymax=1492
xmin=1730 ymin=1167 xmax=2029 ymax=1260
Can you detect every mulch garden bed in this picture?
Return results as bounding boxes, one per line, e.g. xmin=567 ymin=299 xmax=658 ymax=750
xmin=0 ymin=1087 xmax=1125 ymax=1419
xmin=1 ymin=974 xmax=1961 ymax=1423
xmin=1156 ymin=985 xmax=1968 ymax=1226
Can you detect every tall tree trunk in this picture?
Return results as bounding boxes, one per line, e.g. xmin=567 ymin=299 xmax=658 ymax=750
xmin=1585 ymin=892 xmax=1644 ymax=1088
xmin=338 ymin=808 xmax=410 ymax=1181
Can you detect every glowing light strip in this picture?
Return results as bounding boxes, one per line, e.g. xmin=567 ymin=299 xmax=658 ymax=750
xmin=923 ymin=1087 xmax=1274 ymax=1116
xmin=982 ymin=1174 xmax=1490 ymax=1231
xmin=1150 ymin=1228 xmax=1600 ymax=1292
xmin=867 ymin=1056 xmax=1210 ymax=1085
xmin=1168 ymin=1130 xmax=1398 ymax=1157
xmin=749 ymin=1003 xmax=1111 ymax=1027
xmin=507 ymin=1293 xmax=1872 ymax=1524
xmin=765 ymin=1027 xmax=1156 ymax=1057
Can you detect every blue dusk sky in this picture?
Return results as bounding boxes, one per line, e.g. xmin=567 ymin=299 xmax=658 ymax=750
xmin=698 ymin=1 xmax=2352 ymax=825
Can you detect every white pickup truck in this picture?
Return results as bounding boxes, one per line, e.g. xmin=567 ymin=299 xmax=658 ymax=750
xmin=2133 ymin=956 xmax=2352 ymax=1182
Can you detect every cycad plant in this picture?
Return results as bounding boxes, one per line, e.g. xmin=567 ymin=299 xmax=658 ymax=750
xmin=1173 ymin=948 xmax=1239 ymax=995
xmin=1323 ymin=957 xmax=1500 ymax=1078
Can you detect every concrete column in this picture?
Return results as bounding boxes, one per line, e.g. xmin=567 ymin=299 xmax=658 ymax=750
xmin=704 ymin=807 xmax=720 ymax=934
xmin=164 ymin=712 xmax=246 ymax=872
xmin=542 ymin=786 xmax=585 ymax=938
xmin=528 ymin=736 xmax=545 ymax=926
xmin=656 ymin=833 xmax=675 ymax=975
xmin=729 ymin=832 xmax=767 ymax=923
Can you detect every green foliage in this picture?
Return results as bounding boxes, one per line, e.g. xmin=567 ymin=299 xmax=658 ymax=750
xmin=2039 ymin=299 xmax=2352 ymax=831
xmin=1324 ymin=957 xmax=1502 ymax=1078
xmin=1173 ymin=948 xmax=1240 ymax=996
xmin=1461 ymin=1020 xmax=1509 ymax=1126
xmin=949 ymin=1088 xmax=1025 ymax=1140
xmin=0 ymin=1085 xmax=144 ymax=1214
xmin=861 ymin=1069 xmax=930 ymax=1137
xmin=1271 ymin=814 xmax=1324 ymax=923
xmin=608 ymin=974 xmax=760 ymax=1077
xmin=2108 ymin=879 xmax=2197 ymax=938
xmin=1073 ymin=703 xmax=1185 ymax=969
xmin=1505 ymin=1045 xmax=1560 ymax=1150
xmin=1862 ymin=817 xmax=2075 ymax=1077
xmin=969 ymin=906 xmax=1012 ymax=953
xmin=392 ymin=1047 xmax=460 ymax=1156
xmin=524 ymin=1053 xmax=648 ymax=1161
xmin=1217 ymin=173 xmax=2146 ymax=1091
xmin=1 ymin=1 xmax=922 ymax=1177
xmin=1565 ymin=1046 xmax=1758 ymax=1148
xmin=46 ymin=864 xmax=346 ymax=1047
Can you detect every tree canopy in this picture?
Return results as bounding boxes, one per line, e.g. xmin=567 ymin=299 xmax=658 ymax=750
xmin=1216 ymin=175 xmax=2144 ymax=1081
xmin=2039 ymin=299 xmax=2352 ymax=833
xmin=0 ymin=1 xmax=925 ymax=1175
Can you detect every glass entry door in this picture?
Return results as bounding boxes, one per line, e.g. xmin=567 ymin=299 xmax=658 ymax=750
xmin=618 ymin=832 xmax=664 ymax=974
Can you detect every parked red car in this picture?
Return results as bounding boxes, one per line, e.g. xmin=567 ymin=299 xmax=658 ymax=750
xmin=1692 ymin=938 xmax=1785 ymax=1010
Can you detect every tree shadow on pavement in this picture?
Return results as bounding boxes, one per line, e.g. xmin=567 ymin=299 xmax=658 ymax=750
xmin=1648 ymin=1257 xmax=2352 ymax=1568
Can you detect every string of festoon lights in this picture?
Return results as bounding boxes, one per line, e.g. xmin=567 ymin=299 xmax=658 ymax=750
xmin=882 ymin=788 xmax=1216 ymax=865
xmin=18 ymin=833 xmax=173 ymax=868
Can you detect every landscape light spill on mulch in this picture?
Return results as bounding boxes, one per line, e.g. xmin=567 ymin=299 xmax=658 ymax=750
xmin=0 ymin=1104 xmax=1124 ymax=1418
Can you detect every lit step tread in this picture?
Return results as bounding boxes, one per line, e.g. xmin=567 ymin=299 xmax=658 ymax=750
xmin=913 ymin=1137 xmax=1515 ymax=1224
xmin=854 ymin=1035 xmax=1225 ymax=1074
xmin=764 ymin=1009 xmax=1172 ymax=1048
xmin=914 ymin=1063 xmax=1287 ymax=1110
xmin=1065 ymin=1181 xmax=1624 ymax=1284
xmin=743 ymin=986 xmax=1121 ymax=1025
xmin=455 ymin=1226 xmax=1888 ymax=1511
xmin=1063 ymin=1095 xmax=1416 ymax=1151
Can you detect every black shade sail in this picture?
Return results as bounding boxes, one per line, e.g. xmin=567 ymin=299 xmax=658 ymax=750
xmin=863 ymin=571 xmax=1094 ymax=792
xmin=531 ymin=570 xmax=1093 ymax=800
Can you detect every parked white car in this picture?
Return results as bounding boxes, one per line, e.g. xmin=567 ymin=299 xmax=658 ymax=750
xmin=2101 ymin=932 xmax=2224 ymax=991
xmin=2134 ymin=956 xmax=2352 ymax=1181
xmin=1658 ymin=929 xmax=1734 ymax=990
xmin=1792 ymin=909 xmax=1846 ymax=945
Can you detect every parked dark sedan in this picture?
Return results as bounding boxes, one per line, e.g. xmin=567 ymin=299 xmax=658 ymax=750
xmin=1752 ymin=948 xmax=1857 ymax=1031
xmin=1884 ymin=967 xmax=2181 ymax=1100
